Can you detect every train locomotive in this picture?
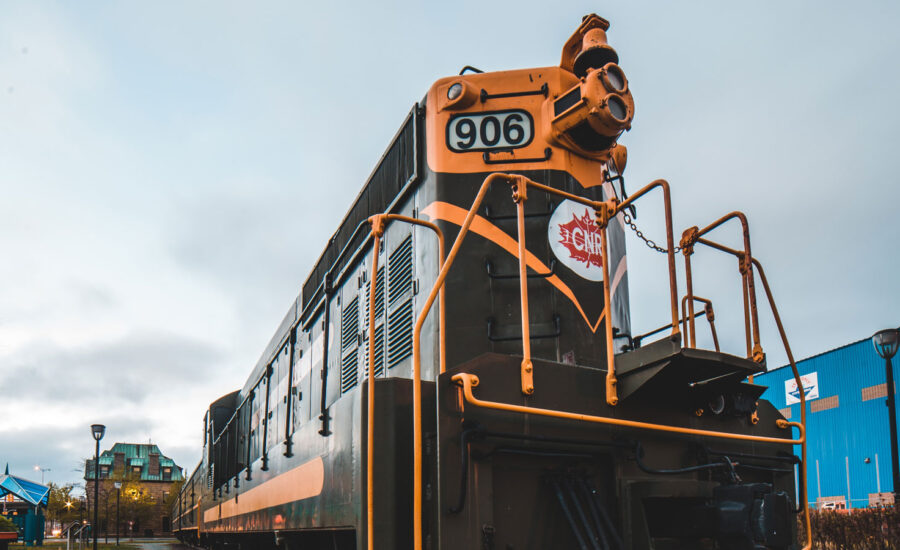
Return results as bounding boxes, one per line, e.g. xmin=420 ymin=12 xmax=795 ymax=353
xmin=173 ymin=15 xmax=812 ymax=550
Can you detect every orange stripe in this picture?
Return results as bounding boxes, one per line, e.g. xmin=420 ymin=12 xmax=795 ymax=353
xmin=421 ymin=201 xmax=604 ymax=333
xmin=203 ymin=456 xmax=324 ymax=523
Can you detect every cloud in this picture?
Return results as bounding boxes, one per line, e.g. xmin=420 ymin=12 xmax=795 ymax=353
xmin=0 ymin=332 xmax=220 ymax=407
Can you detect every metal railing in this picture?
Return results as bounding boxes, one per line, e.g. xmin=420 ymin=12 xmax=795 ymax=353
xmin=360 ymin=172 xmax=810 ymax=550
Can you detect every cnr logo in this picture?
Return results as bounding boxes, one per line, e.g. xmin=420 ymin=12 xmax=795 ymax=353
xmin=558 ymin=210 xmax=604 ymax=269
xmin=548 ymin=200 xmax=605 ymax=282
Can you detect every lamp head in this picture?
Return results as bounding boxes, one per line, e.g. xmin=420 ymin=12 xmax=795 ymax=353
xmin=872 ymin=328 xmax=900 ymax=360
xmin=90 ymin=424 xmax=106 ymax=442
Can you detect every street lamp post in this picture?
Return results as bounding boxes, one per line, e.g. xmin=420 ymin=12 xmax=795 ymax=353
xmin=33 ymin=466 xmax=51 ymax=485
xmin=90 ymin=424 xmax=105 ymax=550
xmin=114 ymin=482 xmax=121 ymax=547
xmin=872 ymin=329 xmax=900 ymax=502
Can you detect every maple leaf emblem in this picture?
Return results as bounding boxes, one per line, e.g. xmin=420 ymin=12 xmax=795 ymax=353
xmin=558 ymin=210 xmax=603 ymax=268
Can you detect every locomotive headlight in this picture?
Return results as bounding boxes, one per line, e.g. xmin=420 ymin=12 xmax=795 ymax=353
xmin=598 ymin=63 xmax=628 ymax=93
xmin=607 ymin=95 xmax=628 ymax=122
xmin=544 ymin=64 xmax=634 ymax=160
xmin=708 ymin=394 xmax=726 ymax=415
xmin=439 ymin=80 xmax=477 ymax=111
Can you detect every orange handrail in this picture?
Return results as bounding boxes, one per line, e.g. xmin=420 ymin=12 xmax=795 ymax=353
xmin=365 ymin=213 xmax=445 ymax=550
xmin=408 ymin=173 xmax=687 ymax=548
xmin=451 ymin=372 xmax=804 ymax=445
xmin=366 ymin=216 xmax=384 ymax=550
xmin=612 ymin=180 xmax=680 ymax=340
xmin=411 ymin=173 xmax=518 ymax=550
xmin=511 ymin=179 xmax=534 ymax=395
xmin=680 ymin=295 xmax=720 ymax=352
xmin=691 ymin=237 xmax=811 ymax=550
xmin=451 ymin=371 xmax=809 ymax=549
xmin=407 ymin=171 xmax=799 ymax=549
xmin=681 ymin=212 xmax=762 ymax=362
xmin=510 ymin=178 xmax=680 ymax=405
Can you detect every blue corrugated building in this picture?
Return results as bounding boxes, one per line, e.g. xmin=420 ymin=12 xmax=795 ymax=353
xmin=756 ymin=336 xmax=899 ymax=509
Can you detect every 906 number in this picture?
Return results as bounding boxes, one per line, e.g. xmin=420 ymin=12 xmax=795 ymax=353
xmin=446 ymin=110 xmax=534 ymax=153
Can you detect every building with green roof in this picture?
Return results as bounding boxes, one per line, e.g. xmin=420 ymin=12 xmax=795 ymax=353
xmin=84 ymin=443 xmax=184 ymax=536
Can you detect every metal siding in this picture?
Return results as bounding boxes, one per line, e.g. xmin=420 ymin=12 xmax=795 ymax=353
xmin=756 ymin=338 xmax=899 ymax=507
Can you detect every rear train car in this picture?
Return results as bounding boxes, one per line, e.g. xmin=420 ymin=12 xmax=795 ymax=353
xmin=174 ymin=14 xmax=809 ymax=550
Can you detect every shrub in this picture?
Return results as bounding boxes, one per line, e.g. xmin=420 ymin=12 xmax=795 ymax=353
xmin=0 ymin=515 xmax=18 ymax=533
xmin=799 ymin=507 xmax=899 ymax=549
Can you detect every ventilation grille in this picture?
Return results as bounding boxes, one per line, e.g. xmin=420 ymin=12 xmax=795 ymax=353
xmin=363 ymin=323 xmax=386 ymax=378
xmin=364 ymin=266 xmax=385 ymax=322
xmin=341 ymin=296 xmax=359 ymax=350
xmin=340 ymin=348 xmax=358 ymax=394
xmin=388 ymin=236 xmax=413 ymax=305
xmin=387 ymin=299 xmax=414 ymax=367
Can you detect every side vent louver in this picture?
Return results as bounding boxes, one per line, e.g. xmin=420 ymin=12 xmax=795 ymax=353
xmin=340 ymin=348 xmax=358 ymax=394
xmin=388 ymin=236 xmax=413 ymax=305
xmin=364 ymin=266 xmax=385 ymax=321
xmin=387 ymin=299 xmax=414 ymax=368
xmin=363 ymin=323 xmax=386 ymax=378
xmin=341 ymin=296 xmax=359 ymax=350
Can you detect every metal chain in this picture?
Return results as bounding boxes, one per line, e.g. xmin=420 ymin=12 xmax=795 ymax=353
xmin=605 ymin=161 xmax=681 ymax=254
xmin=621 ymin=210 xmax=681 ymax=254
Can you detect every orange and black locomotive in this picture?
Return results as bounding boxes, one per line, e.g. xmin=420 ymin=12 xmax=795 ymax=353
xmin=173 ymin=15 xmax=812 ymax=550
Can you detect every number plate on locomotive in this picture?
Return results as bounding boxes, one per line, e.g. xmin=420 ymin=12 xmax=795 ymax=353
xmin=446 ymin=110 xmax=534 ymax=152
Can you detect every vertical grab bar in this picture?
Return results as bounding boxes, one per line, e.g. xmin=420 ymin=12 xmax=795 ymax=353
xmin=365 ymin=213 xmax=445 ymax=550
xmin=511 ymin=180 xmax=535 ymax=395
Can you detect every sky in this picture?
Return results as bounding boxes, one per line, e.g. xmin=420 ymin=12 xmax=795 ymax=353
xmin=1 ymin=1 xmax=899 ymax=490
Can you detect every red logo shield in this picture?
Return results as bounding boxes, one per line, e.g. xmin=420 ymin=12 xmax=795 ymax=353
xmin=558 ymin=210 xmax=603 ymax=269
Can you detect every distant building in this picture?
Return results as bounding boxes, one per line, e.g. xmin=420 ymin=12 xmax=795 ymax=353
xmin=756 ymin=336 xmax=899 ymax=509
xmin=84 ymin=443 xmax=184 ymax=536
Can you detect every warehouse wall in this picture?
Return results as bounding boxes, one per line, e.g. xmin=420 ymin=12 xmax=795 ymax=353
xmin=756 ymin=337 xmax=899 ymax=508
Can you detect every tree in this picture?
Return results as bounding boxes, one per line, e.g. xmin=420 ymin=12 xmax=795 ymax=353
xmin=117 ymin=478 xmax=155 ymax=536
xmin=45 ymin=482 xmax=80 ymax=529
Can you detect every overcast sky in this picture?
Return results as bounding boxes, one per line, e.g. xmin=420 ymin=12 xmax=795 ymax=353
xmin=1 ymin=1 xmax=898 ymax=490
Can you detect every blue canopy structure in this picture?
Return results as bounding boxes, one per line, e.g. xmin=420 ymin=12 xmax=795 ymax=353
xmin=0 ymin=464 xmax=49 ymax=508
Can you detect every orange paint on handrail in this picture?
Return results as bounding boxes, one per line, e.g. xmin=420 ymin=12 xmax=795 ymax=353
xmin=680 ymin=295 xmax=719 ymax=352
xmin=365 ymin=213 xmax=445 ymax=550
xmin=512 ymin=181 xmax=535 ymax=395
xmin=452 ymin=373 xmax=804 ymax=445
xmin=411 ymin=173 xmax=518 ymax=550
xmin=684 ymin=212 xmax=762 ymax=362
xmin=692 ymin=237 xmax=812 ymax=550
